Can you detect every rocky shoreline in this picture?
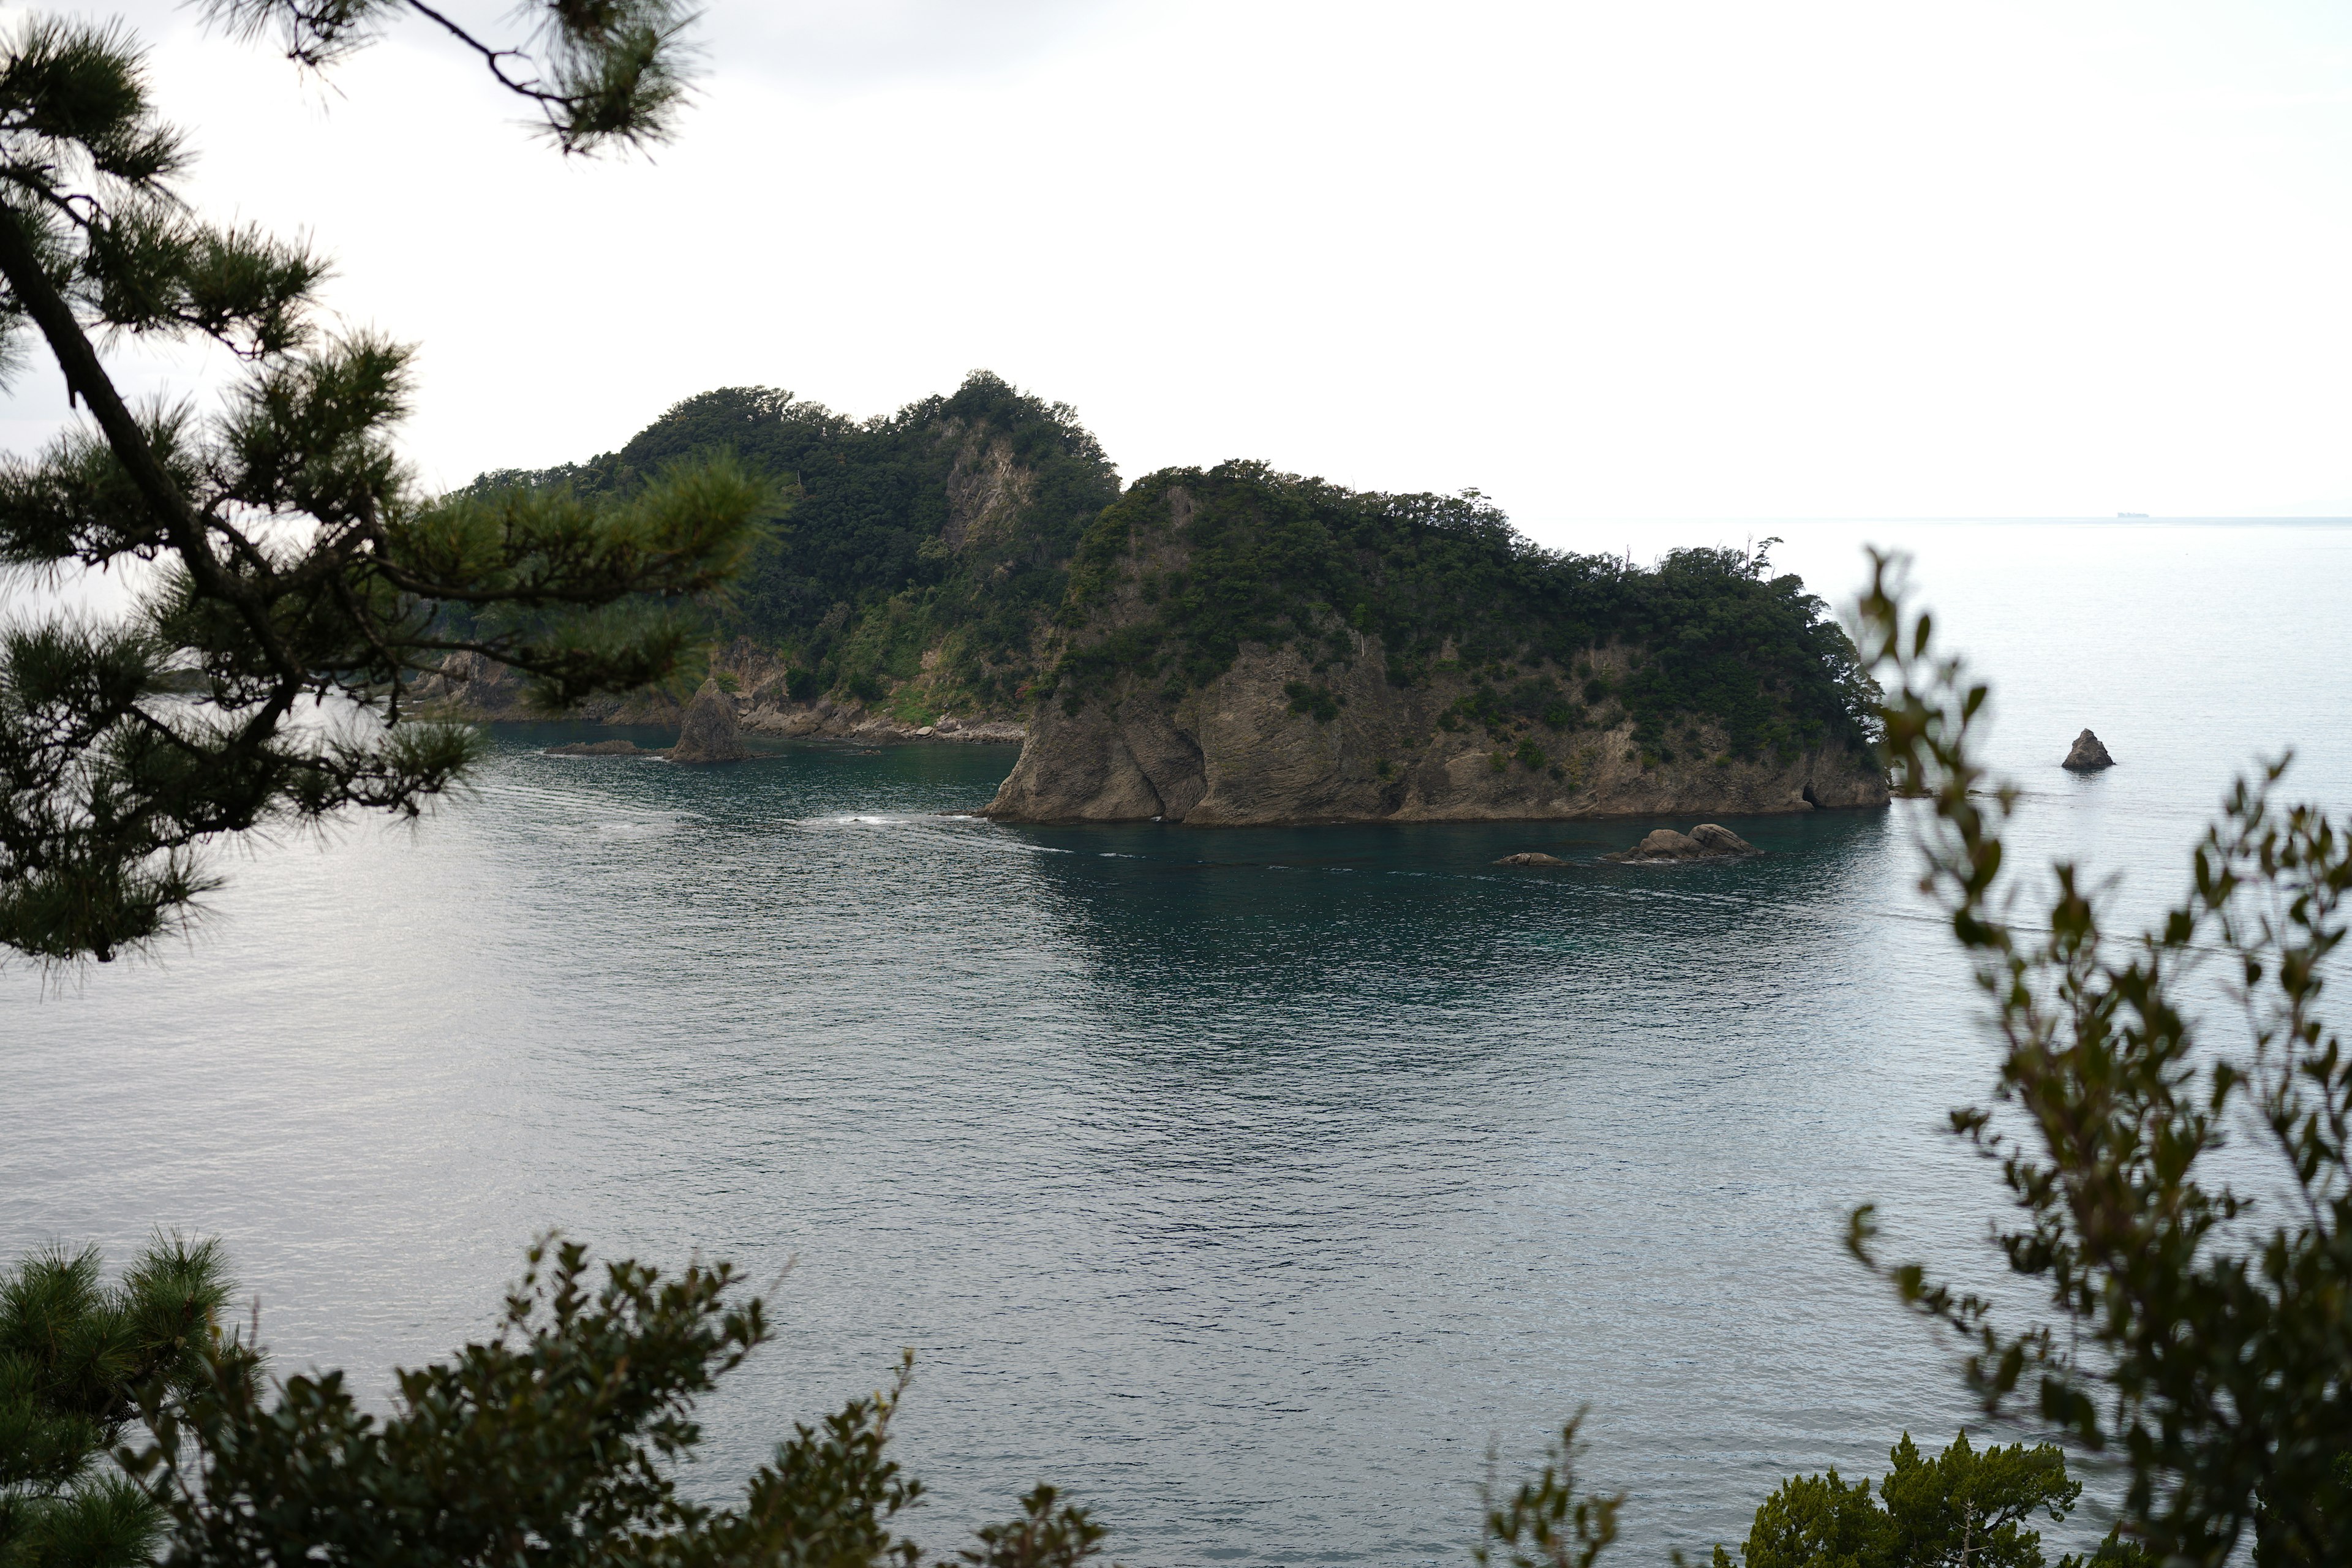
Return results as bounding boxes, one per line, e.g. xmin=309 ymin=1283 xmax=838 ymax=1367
xmin=411 ymin=652 xmax=1027 ymax=747
xmin=976 ymin=478 xmax=1888 ymax=827
xmin=737 ymin=704 xmax=1027 ymax=746
xmin=981 ymin=639 xmax=1887 ymax=824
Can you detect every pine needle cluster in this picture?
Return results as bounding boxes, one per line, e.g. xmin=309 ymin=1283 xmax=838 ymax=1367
xmin=0 ymin=2 xmax=758 ymax=963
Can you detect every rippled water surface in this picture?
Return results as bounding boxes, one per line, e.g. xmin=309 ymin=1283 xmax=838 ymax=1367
xmin=6 ymin=521 xmax=2351 ymax=1564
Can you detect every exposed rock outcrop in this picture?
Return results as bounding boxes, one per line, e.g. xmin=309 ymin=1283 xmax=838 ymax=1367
xmin=415 ymin=643 xmax=1027 ymax=747
xmin=2064 ymin=729 xmax=2116 ymax=772
xmin=1608 ymin=829 xmax=1704 ymax=862
xmin=1495 ymin=852 xmax=1570 ymax=867
xmin=547 ymin=739 xmax=655 ymax=756
xmin=1691 ymin=823 xmax=1759 ymax=856
xmin=734 ymin=703 xmax=1027 ymax=744
xmin=671 ymin=680 xmax=749 ymax=763
xmin=1602 ymin=823 xmax=1761 ymax=864
xmin=984 ymin=647 xmax=1885 ymax=825
xmin=415 ymin=650 xmax=540 ymax=719
xmin=983 ymin=475 xmax=1887 ymax=827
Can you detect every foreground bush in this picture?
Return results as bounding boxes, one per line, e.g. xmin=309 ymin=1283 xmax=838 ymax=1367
xmin=0 ymin=1239 xmax=230 ymax=1568
xmin=4 ymin=1239 xmax=1100 ymax=1568
xmin=1853 ymin=560 xmax=2352 ymax=1564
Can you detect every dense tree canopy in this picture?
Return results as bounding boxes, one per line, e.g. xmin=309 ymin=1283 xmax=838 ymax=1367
xmin=474 ymin=374 xmax=1120 ymax=711
xmin=1717 ymin=1431 xmax=2126 ymax=1568
xmin=4 ymin=1238 xmax=1107 ymax=1568
xmin=1057 ymin=463 xmax=1877 ymax=761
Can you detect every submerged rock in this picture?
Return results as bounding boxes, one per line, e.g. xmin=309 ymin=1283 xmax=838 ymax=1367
xmin=2063 ymin=729 xmax=2116 ymax=772
xmin=671 ymin=679 xmax=750 ymax=763
xmin=1604 ymin=824 xmax=1762 ymax=864
xmin=546 ymin=739 xmax=654 ymax=757
xmin=1494 ymin=851 xmax=1570 ymax=867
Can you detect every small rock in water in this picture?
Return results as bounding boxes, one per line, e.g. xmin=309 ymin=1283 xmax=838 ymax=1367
xmin=671 ymin=679 xmax=750 ymax=763
xmin=1606 ymin=828 xmax=1705 ymax=862
xmin=1604 ymin=824 xmax=1763 ymax=864
xmin=546 ymin=738 xmax=652 ymax=756
xmin=1689 ymin=823 xmax=1760 ymax=857
xmin=1494 ymin=851 xmax=1570 ymax=867
xmin=2063 ymin=728 xmax=2116 ymax=772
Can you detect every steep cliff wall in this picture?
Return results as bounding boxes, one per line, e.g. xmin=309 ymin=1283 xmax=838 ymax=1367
xmin=984 ymin=469 xmax=1886 ymax=824
xmin=984 ymin=640 xmax=1883 ymax=823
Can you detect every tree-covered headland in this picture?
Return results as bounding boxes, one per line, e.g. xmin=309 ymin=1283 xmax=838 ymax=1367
xmin=0 ymin=0 xmax=1875 ymax=962
xmin=1052 ymin=464 xmax=1876 ymax=769
xmin=464 ymin=377 xmax=1119 ymax=720
xmin=480 ymin=398 xmax=1877 ymax=782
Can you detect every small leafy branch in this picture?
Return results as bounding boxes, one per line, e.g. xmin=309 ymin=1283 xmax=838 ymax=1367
xmin=1477 ymin=1414 xmax=1623 ymax=1568
xmin=1849 ymin=549 xmax=2352 ymax=1566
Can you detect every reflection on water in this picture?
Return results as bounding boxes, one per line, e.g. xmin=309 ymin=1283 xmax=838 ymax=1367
xmin=9 ymin=521 xmax=2352 ymax=1566
xmin=0 ymin=731 xmax=1998 ymax=1565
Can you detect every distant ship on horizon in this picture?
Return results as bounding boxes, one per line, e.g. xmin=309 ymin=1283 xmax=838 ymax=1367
xmin=2117 ymin=511 xmax=2150 ymax=518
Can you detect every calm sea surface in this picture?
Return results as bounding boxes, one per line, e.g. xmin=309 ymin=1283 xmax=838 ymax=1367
xmin=6 ymin=521 xmax=2350 ymax=1564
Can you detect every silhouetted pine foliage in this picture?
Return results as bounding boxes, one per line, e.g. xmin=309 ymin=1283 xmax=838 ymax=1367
xmin=0 ymin=2 xmax=755 ymax=963
xmin=112 ymin=1239 xmax=1106 ymax=1568
xmin=0 ymin=1238 xmax=232 ymax=1568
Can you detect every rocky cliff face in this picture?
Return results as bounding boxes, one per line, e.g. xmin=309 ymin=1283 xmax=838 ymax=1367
xmin=414 ymin=646 xmax=1025 ymax=745
xmin=984 ymin=476 xmax=1887 ymax=825
xmin=984 ymin=639 xmax=1885 ymax=823
xmin=412 ymin=652 xmax=684 ymax=726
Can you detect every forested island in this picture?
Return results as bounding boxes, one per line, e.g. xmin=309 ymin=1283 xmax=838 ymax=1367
xmin=435 ymin=372 xmax=1887 ymax=820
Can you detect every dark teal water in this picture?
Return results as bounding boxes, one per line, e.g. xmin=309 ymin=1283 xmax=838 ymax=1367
xmin=7 ymin=521 xmax=2352 ymax=1564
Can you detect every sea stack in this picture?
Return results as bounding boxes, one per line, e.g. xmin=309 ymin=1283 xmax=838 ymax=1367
xmin=671 ymin=679 xmax=749 ymax=763
xmin=2063 ymin=729 xmax=2116 ymax=772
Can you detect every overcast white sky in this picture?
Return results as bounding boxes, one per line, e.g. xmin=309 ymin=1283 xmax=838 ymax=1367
xmin=7 ymin=0 xmax=2352 ymax=529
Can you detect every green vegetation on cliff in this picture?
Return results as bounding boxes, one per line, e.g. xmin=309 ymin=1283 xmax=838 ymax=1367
xmin=466 ymin=385 xmax=1868 ymax=758
xmin=472 ymin=372 xmax=1120 ymax=712
xmin=1055 ymin=463 xmax=1876 ymax=763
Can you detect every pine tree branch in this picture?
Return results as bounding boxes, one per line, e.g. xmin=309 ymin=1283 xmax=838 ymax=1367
xmin=401 ymin=0 xmax=570 ymax=117
xmin=0 ymin=207 xmax=298 ymax=694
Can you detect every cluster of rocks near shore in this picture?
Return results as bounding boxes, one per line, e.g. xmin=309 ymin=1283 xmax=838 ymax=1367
xmin=1605 ymin=823 xmax=1760 ymax=862
xmin=1485 ymin=728 xmax=2118 ymax=869
xmin=1493 ymin=823 xmax=1762 ymax=869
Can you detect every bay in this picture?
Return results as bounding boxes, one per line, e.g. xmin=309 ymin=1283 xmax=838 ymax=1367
xmin=5 ymin=519 xmax=2348 ymax=1564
